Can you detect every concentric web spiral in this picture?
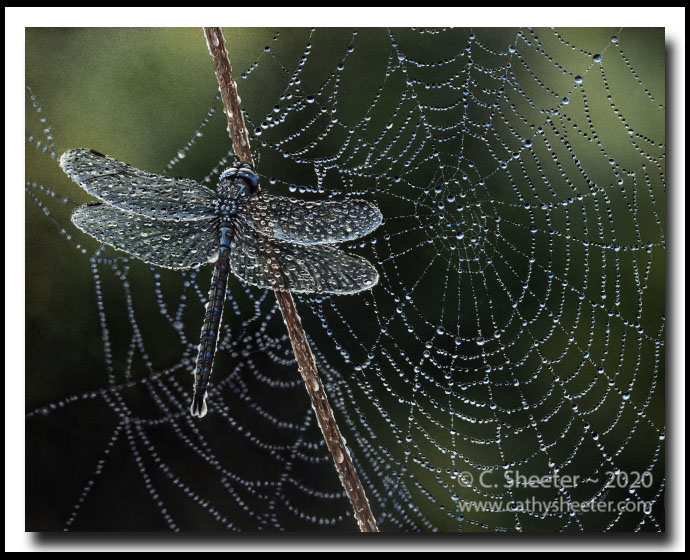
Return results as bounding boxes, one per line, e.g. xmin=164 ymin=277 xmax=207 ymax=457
xmin=26 ymin=27 xmax=665 ymax=532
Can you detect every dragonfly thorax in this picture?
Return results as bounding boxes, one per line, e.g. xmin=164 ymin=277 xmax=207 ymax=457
xmin=214 ymin=198 xmax=238 ymax=219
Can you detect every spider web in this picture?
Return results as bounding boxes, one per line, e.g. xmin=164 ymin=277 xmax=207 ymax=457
xmin=25 ymin=27 xmax=665 ymax=532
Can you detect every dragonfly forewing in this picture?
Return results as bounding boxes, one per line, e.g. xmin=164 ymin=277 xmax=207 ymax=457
xmin=61 ymin=148 xmax=217 ymax=222
xmin=246 ymin=194 xmax=382 ymax=245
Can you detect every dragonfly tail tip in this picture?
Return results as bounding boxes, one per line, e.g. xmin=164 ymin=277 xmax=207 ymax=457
xmin=190 ymin=395 xmax=208 ymax=418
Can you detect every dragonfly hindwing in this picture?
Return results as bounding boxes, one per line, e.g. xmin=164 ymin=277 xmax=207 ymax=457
xmin=72 ymin=203 xmax=218 ymax=269
xmin=229 ymin=219 xmax=379 ymax=294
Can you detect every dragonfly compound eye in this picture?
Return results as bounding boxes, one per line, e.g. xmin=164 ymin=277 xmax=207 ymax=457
xmin=236 ymin=169 xmax=259 ymax=190
xmin=220 ymin=167 xmax=259 ymax=196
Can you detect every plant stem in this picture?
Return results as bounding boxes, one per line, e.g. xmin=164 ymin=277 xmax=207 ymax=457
xmin=202 ymin=26 xmax=379 ymax=533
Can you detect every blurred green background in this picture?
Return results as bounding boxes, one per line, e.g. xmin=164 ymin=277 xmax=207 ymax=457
xmin=26 ymin=28 xmax=665 ymax=532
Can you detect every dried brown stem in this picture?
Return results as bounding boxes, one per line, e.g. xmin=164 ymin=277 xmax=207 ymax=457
xmin=203 ymin=27 xmax=254 ymax=167
xmin=203 ymin=27 xmax=379 ymax=533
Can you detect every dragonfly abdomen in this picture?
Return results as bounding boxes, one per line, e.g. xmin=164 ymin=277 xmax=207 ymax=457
xmin=190 ymin=226 xmax=233 ymax=418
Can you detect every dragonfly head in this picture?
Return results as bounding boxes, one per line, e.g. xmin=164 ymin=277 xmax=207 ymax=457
xmin=219 ymin=162 xmax=260 ymax=201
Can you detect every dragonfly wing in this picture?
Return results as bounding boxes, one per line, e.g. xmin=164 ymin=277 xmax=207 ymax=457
xmin=229 ymin=220 xmax=378 ymax=294
xmin=61 ymin=148 xmax=216 ymax=221
xmin=245 ymin=194 xmax=382 ymax=245
xmin=72 ymin=203 xmax=218 ymax=269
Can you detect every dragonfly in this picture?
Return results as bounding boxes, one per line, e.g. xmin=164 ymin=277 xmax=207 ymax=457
xmin=60 ymin=148 xmax=382 ymax=418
